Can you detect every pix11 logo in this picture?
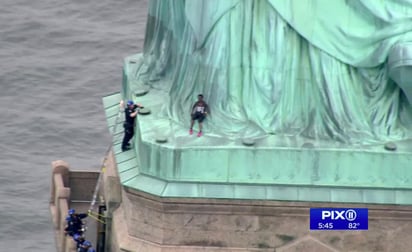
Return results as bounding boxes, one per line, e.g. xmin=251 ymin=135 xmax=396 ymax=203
xmin=321 ymin=209 xmax=357 ymax=221
xmin=310 ymin=208 xmax=368 ymax=230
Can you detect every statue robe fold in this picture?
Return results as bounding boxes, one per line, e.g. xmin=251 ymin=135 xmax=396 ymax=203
xmin=139 ymin=0 xmax=412 ymax=143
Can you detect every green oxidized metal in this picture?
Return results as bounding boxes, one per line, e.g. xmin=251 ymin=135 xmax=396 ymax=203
xmin=103 ymin=0 xmax=412 ymax=205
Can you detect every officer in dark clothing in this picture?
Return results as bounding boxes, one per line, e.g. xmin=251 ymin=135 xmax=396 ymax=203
xmin=73 ymin=234 xmax=85 ymax=250
xmin=78 ymin=240 xmax=96 ymax=252
xmin=64 ymin=208 xmax=88 ymax=236
xmin=122 ymin=100 xmax=143 ymax=152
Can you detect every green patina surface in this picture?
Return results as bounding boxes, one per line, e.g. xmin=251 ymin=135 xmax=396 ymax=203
xmin=103 ymin=78 xmax=412 ymax=204
xmin=141 ymin=0 xmax=412 ymax=144
xmin=102 ymin=0 xmax=412 ymax=204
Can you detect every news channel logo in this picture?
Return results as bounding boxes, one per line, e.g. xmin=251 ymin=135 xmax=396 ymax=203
xmin=310 ymin=208 xmax=368 ymax=230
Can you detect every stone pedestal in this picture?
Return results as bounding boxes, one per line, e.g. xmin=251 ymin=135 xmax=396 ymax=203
xmin=98 ymin=55 xmax=412 ymax=252
xmin=104 ymin=158 xmax=412 ymax=252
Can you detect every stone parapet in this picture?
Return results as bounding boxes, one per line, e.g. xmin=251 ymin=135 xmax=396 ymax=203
xmin=49 ymin=161 xmax=99 ymax=252
xmin=50 ymin=160 xmax=72 ymax=252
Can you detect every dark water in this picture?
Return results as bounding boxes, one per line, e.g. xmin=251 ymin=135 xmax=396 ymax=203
xmin=0 ymin=0 xmax=147 ymax=250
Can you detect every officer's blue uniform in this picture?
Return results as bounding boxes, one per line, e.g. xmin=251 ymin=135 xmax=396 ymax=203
xmin=78 ymin=240 xmax=95 ymax=252
xmin=122 ymin=101 xmax=141 ymax=151
xmin=64 ymin=209 xmax=88 ymax=236
xmin=73 ymin=234 xmax=85 ymax=250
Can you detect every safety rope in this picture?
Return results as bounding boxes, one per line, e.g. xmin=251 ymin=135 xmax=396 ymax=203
xmin=87 ymin=211 xmax=106 ymax=224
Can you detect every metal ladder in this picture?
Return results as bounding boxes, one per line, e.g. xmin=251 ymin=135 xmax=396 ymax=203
xmin=88 ymin=100 xmax=124 ymax=216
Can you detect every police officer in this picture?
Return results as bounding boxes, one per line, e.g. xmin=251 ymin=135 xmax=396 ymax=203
xmin=64 ymin=209 xmax=88 ymax=236
xmin=78 ymin=240 xmax=96 ymax=252
xmin=73 ymin=234 xmax=85 ymax=250
xmin=121 ymin=100 xmax=143 ymax=152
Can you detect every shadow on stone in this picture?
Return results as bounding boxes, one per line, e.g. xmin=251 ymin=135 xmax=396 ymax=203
xmin=184 ymin=240 xmax=226 ymax=247
xmin=276 ymin=234 xmax=296 ymax=243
